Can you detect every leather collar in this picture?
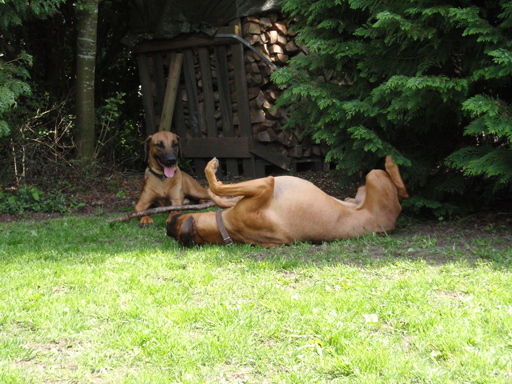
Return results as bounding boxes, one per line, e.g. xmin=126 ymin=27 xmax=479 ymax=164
xmin=147 ymin=167 xmax=167 ymax=181
xmin=216 ymin=209 xmax=233 ymax=246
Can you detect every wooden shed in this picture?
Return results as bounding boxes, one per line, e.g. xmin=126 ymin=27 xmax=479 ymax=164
xmin=128 ymin=2 xmax=325 ymax=178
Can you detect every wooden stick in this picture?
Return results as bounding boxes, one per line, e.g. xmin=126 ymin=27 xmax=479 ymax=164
xmin=106 ymin=201 xmax=216 ymax=223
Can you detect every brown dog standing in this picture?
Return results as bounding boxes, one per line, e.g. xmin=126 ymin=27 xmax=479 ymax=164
xmin=167 ymin=156 xmax=409 ymax=246
xmin=135 ymin=131 xmax=238 ymax=226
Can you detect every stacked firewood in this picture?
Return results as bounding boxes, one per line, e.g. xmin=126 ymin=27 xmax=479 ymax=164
xmin=240 ymin=13 xmax=327 ymax=159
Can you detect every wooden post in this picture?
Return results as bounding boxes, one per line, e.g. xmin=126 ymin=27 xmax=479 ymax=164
xmin=136 ymin=54 xmax=157 ymax=136
xmin=160 ymin=53 xmax=183 ymax=132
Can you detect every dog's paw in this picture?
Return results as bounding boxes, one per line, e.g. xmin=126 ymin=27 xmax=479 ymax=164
xmin=206 ymin=158 xmax=220 ymax=174
xmin=140 ymin=216 xmax=154 ymax=227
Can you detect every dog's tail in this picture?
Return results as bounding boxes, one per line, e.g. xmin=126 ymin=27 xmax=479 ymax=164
xmin=385 ymin=156 xmax=409 ymax=199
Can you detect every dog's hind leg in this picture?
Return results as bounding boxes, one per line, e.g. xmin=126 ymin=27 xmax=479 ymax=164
xmin=181 ymin=169 xmax=241 ymax=208
xmin=204 ymin=158 xmax=274 ymax=209
xmin=385 ymin=156 xmax=409 ymax=199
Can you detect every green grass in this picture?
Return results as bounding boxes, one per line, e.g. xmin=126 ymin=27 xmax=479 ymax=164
xmin=0 ymin=213 xmax=511 ymax=383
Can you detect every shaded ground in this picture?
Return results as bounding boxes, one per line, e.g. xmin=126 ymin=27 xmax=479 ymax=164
xmin=0 ymin=169 xmax=359 ymax=223
xmin=1 ymin=169 xmax=511 ymax=251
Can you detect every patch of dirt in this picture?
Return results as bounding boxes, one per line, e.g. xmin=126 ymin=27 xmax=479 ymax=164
xmin=0 ymin=169 xmax=357 ymax=223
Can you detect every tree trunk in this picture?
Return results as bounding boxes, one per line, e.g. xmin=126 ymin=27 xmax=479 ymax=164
xmin=75 ymin=0 xmax=100 ymax=159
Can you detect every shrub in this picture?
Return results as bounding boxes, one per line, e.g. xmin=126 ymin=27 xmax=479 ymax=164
xmin=273 ymin=0 xmax=512 ymax=216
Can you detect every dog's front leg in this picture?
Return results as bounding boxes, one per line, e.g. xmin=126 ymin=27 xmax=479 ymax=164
xmin=134 ymin=191 xmax=156 ymax=226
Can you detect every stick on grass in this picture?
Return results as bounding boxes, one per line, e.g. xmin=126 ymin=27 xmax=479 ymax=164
xmin=106 ymin=201 xmax=216 ymax=223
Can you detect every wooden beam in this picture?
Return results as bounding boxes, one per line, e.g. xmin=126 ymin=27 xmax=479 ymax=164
xmin=160 ymin=53 xmax=183 ymax=132
xmin=132 ymin=36 xmax=239 ymax=54
xmin=250 ymin=141 xmax=291 ymax=170
xmin=181 ymin=137 xmax=252 ymax=158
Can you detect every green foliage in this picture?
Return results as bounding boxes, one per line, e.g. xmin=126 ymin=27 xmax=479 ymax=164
xmin=0 ymin=53 xmax=32 ymax=139
xmin=273 ymin=0 xmax=512 ymax=215
xmin=0 ymin=0 xmax=65 ymax=139
xmin=0 ymin=186 xmax=84 ymax=214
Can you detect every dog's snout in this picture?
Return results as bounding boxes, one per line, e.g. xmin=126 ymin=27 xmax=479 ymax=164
xmin=166 ymin=214 xmax=182 ymax=239
xmin=162 ymin=153 xmax=177 ymax=166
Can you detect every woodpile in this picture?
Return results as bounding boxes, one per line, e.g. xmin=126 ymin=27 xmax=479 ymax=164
xmin=240 ymin=13 xmax=326 ymax=159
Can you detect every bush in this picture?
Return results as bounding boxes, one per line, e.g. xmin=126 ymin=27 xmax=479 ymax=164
xmin=0 ymin=186 xmax=84 ymax=214
xmin=273 ymin=0 xmax=512 ymax=216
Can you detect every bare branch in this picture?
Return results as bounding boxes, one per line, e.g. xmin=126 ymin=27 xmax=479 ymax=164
xmin=105 ymin=201 xmax=216 ymax=223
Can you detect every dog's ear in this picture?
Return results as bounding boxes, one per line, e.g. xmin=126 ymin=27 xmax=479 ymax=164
xmin=144 ymin=135 xmax=153 ymax=162
xmin=179 ymin=216 xmax=196 ymax=247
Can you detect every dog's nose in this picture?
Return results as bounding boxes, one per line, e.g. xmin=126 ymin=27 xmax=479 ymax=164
xmin=162 ymin=154 xmax=177 ymax=166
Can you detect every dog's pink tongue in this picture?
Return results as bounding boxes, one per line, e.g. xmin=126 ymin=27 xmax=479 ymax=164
xmin=164 ymin=166 xmax=175 ymax=178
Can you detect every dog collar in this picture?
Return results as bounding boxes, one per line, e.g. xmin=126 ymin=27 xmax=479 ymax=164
xmin=147 ymin=167 xmax=167 ymax=181
xmin=216 ymin=209 xmax=233 ymax=246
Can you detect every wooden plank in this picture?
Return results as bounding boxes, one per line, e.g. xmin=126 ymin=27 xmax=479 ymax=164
xmin=181 ymin=137 xmax=252 ymax=158
xmin=232 ymin=39 xmax=256 ymax=178
xmin=250 ymin=141 xmax=291 ymax=170
xmin=197 ymin=47 xmax=217 ymax=138
xmin=136 ymin=53 xmax=157 ymax=136
xmin=132 ymin=36 xmax=239 ymax=54
xmin=214 ymin=45 xmax=238 ymax=176
xmin=182 ymin=49 xmax=201 ymax=138
xmin=172 ymin=83 xmax=187 ymax=138
xmin=231 ymin=43 xmax=252 ymax=139
xmin=214 ymin=45 xmax=234 ymax=136
xmin=160 ymin=53 xmax=183 ymax=132
xmin=152 ymin=53 xmax=166 ymax=116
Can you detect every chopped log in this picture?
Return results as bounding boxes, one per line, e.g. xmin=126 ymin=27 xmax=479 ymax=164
xmin=264 ymin=119 xmax=277 ymax=128
xmin=255 ymin=91 xmax=266 ymax=108
xmin=259 ymin=17 xmax=272 ymax=28
xmin=258 ymin=131 xmax=271 ymax=142
xmin=265 ymin=89 xmax=278 ymax=102
xmin=277 ymin=131 xmax=293 ymax=146
xmin=269 ymin=45 xmax=283 ymax=54
xmin=285 ymin=40 xmax=299 ymax=53
xmin=245 ymin=51 xmax=255 ymax=62
xmin=274 ymin=21 xmax=288 ymax=35
xmin=250 ymin=109 xmax=266 ymax=123
xmin=252 ymin=123 xmax=266 ymax=134
xmin=248 ymin=87 xmax=260 ymax=99
xmin=275 ymin=54 xmax=289 ymax=64
xmin=288 ymin=145 xmax=303 ymax=158
xmin=266 ymin=107 xmax=281 ymax=119
xmin=262 ymin=99 xmax=273 ymax=110
xmin=267 ymin=30 xmax=278 ymax=44
xmin=277 ymin=34 xmax=288 ymax=46
xmin=244 ymin=35 xmax=260 ymax=45
xmin=243 ymin=22 xmax=261 ymax=35
xmin=266 ymin=127 xmax=278 ymax=142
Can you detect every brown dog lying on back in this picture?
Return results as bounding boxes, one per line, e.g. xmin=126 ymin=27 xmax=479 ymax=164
xmin=167 ymin=156 xmax=409 ymax=246
xmin=134 ymin=131 xmax=238 ymax=226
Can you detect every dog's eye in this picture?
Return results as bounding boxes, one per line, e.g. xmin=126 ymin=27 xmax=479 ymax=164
xmin=156 ymin=141 xmax=164 ymax=149
xmin=172 ymin=141 xmax=179 ymax=148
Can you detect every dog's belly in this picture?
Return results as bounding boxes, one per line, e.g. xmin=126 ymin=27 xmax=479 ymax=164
xmin=267 ymin=176 xmax=375 ymax=242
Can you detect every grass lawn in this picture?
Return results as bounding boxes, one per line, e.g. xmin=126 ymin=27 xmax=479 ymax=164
xmin=0 ymin=212 xmax=511 ymax=383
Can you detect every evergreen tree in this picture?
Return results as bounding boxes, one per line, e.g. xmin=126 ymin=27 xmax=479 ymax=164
xmin=0 ymin=0 xmax=65 ymax=138
xmin=273 ymin=0 xmax=512 ymax=215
